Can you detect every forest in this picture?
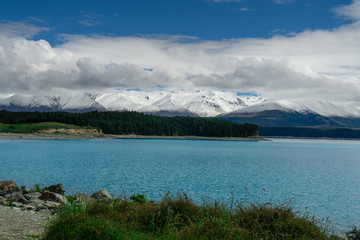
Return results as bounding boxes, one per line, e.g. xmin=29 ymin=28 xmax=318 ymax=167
xmin=0 ymin=110 xmax=258 ymax=138
xmin=259 ymin=126 xmax=360 ymax=138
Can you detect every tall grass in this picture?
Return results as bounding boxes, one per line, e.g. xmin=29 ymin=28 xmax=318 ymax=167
xmin=42 ymin=192 xmax=337 ymax=240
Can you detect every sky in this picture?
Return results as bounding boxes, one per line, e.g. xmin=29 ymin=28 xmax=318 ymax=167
xmin=0 ymin=0 xmax=360 ymax=105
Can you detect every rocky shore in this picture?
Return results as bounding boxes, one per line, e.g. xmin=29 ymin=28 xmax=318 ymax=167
xmin=0 ymin=181 xmax=348 ymax=240
xmin=0 ymin=132 xmax=113 ymax=140
xmin=0 ymin=181 xmax=114 ymax=240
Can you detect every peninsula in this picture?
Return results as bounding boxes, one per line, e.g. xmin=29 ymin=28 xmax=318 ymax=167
xmin=0 ymin=110 xmax=259 ymax=140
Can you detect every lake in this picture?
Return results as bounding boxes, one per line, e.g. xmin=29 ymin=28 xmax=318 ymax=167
xmin=1 ymin=138 xmax=360 ymax=232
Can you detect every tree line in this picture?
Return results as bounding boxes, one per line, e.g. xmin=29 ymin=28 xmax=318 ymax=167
xmin=0 ymin=110 xmax=258 ymax=138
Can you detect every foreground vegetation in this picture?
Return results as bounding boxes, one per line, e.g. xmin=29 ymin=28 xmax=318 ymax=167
xmin=0 ymin=110 xmax=258 ymax=137
xmin=0 ymin=122 xmax=94 ymax=134
xmin=43 ymin=192 xmax=339 ymax=240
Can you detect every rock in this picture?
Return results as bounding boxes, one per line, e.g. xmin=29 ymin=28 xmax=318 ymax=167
xmin=0 ymin=181 xmax=16 ymax=192
xmin=28 ymin=198 xmax=46 ymax=205
xmin=43 ymin=201 xmax=60 ymax=210
xmin=39 ymin=191 xmax=70 ymax=206
xmin=8 ymin=191 xmax=24 ymax=202
xmin=25 ymin=205 xmax=36 ymax=211
xmin=26 ymin=199 xmax=49 ymax=211
xmin=46 ymin=183 xmax=65 ymax=195
xmin=74 ymin=193 xmax=96 ymax=204
xmin=24 ymin=192 xmax=41 ymax=201
xmin=12 ymin=202 xmax=23 ymax=208
xmin=0 ymin=196 xmax=5 ymax=205
xmin=35 ymin=204 xmax=48 ymax=211
xmin=22 ymin=205 xmax=36 ymax=211
xmin=20 ymin=197 xmax=29 ymax=204
xmin=91 ymin=189 xmax=113 ymax=202
xmin=73 ymin=193 xmax=96 ymax=208
xmin=22 ymin=188 xmax=33 ymax=194
xmin=38 ymin=208 xmax=52 ymax=214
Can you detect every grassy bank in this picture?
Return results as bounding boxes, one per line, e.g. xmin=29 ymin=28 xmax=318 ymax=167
xmin=43 ymin=192 xmax=339 ymax=240
xmin=0 ymin=122 xmax=97 ymax=134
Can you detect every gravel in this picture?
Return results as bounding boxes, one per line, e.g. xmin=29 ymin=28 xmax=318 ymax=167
xmin=0 ymin=205 xmax=53 ymax=240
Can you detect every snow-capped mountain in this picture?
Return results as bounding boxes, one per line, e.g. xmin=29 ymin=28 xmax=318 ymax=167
xmin=0 ymin=90 xmax=263 ymax=117
xmin=0 ymin=93 xmax=106 ymax=112
xmin=1 ymin=89 xmax=360 ymax=128
xmin=220 ymin=99 xmax=360 ymax=128
xmin=223 ymin=99 xmax=360 ymax=118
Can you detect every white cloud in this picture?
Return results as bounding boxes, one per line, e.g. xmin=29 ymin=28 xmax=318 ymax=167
xmin=77 ymin=14 xmax=102 ymax=27
xmin=207 ymin=0 xmax=293 ymax=3
xmin=205 ymin=0 xmax=243 ymax=3
xmin=238 ymin=7 xmax=252 ymax=12
xmin=1 ymin=2 xmax=360 ymax=106
xmin=334 ymin=0 xmax=360 ymax=21
xmin=0 ymin=21 xmax=50 ymax=38
xmin=273 ymin=0 xmax=295 ymax=4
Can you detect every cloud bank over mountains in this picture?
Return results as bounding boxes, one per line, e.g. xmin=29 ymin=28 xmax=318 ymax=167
xmin=0 ymin=1 xmax=360 ymax=106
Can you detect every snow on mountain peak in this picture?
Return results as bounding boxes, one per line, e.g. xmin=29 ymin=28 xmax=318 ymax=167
xmin=94 ymin=89 xmax=263 ymax=117
xmin=1 ymin=89 xmax=359 ymax=118
xmin=226 ymin=99 xmax=360 ymax=118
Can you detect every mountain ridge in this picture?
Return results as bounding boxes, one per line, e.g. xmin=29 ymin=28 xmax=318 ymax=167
xmin=1 ymin=90 xmax=360 ymax=128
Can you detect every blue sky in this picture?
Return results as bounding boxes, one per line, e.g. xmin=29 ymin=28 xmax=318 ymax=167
xmin=0 ymin=0 xmax=353 ymax=44
xmin=0 ymin=0 xmax=360 ymax=105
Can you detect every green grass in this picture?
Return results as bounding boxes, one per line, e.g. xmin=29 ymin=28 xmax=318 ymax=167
xmin=32 ymin=183 xmax=46 ymax=193
xmin=42 ymin=192 xmax=337 ymax=240
xmin=0 ymin=122 xmax=91 ymax=133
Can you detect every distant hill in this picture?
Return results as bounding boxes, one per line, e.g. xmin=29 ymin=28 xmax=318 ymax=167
xmin=220 ymin=110 xmax=360 ymax=128
xmin=259 ymin=126 xmax=360 ymax=139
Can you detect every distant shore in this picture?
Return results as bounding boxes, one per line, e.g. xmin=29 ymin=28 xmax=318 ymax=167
xmin=0 ymin=132 xmax=265 ymax=141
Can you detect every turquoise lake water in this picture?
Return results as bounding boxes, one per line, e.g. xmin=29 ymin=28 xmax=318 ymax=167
xmin=0 ymin=138 xmax=360 ymax=231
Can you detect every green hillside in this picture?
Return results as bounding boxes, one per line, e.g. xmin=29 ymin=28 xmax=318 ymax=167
xmin=0 ymin=122 xmax=93 ymax=134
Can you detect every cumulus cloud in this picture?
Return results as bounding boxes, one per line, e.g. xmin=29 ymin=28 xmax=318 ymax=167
xmin=1 ymin=1 xmax=360 ymax=106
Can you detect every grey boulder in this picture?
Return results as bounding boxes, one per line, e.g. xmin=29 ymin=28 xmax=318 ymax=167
xmin=91 ymin=189 xmax=113 ymax=202
xmin=39 ymin=191 xmax=70 ymax=206
xmin=46 ymin=183 xmax=65 ymax=195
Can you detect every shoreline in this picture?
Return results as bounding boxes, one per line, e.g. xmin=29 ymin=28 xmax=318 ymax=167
xmin=0 ymin=132 xmax=266 ymax=141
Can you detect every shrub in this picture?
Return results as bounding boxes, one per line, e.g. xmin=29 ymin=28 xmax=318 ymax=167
xmin=130 ymin=194 xmax=147 ymax=204
xmin=6 ymin=198 xmax=13 ymax=207
xmin=43 ymin=192 xmax=336 ymax=240
xmin=33 ymin=183 xmax=46 ymax=193
xmin=66 ymin=195 xmax=74 ymax=204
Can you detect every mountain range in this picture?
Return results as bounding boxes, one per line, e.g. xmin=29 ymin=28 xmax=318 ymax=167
xmin=1 ymin=90 xmax=360 ymax=128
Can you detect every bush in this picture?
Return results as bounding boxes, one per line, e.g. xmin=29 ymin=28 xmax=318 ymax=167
xmin=130 ymin=194 xmax=147 ymax=204
xmin=43 ymin=192 xmax=336 ymax=240
xmin=32 ymin=183 xmax=46 ymax=193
